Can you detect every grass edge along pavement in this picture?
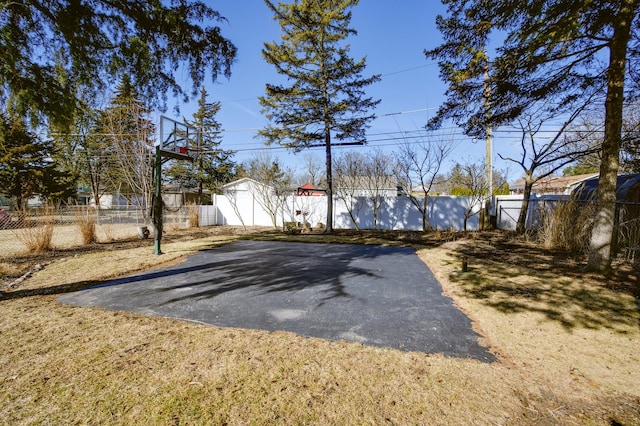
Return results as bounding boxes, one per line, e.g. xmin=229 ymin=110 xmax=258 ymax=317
xmin=1 ymin=229 xmax=639 ymax=424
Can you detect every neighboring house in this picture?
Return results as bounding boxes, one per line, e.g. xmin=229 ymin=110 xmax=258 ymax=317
xmin=162 ymin=184 xmax=212 ymax=207
xmin=295 ymin=184 xmax=326 ymax=196
xmin=510 ymin=173 xmax=598 ymax=196
xmin=222 ymin=177 xmax=274 ymax=197
xmin=89 ymin=192 xmax=129 ymax=209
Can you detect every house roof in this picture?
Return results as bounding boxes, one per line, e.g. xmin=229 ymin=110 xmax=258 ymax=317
xmin=221 ymin=177 xmax=263 ymax=189
xmin=511 ymin=173 xmax=598 ymax=194
xmin=296 ymin=183 xmax=326 ymax=196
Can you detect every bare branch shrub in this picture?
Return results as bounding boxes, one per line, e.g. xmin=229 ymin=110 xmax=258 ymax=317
xmin=14 ymin=204 xmax=56 ymax=253
xmin=539 ymin=199 xmax=595 ymax=254
xmin=223 ymin=187 xmax=247 ymax=231
xmin=73 ymin=206 xmax=97 ymax=244
xmin=187 ymin=203 xmax=199 ymax=228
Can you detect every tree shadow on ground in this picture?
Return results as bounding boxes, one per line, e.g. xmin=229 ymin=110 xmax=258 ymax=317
xmin=149 ymin=241 xmax=385 ymax=307
xmin=51 ymin=241 xmax=392 ymax=311
xmin=444 ymin=234 xmax=640 ymax=332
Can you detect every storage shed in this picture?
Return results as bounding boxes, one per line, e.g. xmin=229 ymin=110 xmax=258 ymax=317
xmin=572 ymin=174 xmax=640 ymax=203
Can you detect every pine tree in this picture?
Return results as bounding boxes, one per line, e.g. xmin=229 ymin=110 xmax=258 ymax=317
xmin=426 ymin=0 xmax=640 ymax=270
xmin=259 ymin=0 xmax=380 ymax=232
xmin=0 ymin=0 xmax=236 ymax=130
xmin=0 ymin=115 xmax=73 ymax=210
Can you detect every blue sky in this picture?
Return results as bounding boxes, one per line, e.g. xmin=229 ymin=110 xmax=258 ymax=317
xmin=170 ymin=1 xmax=521 ymax=182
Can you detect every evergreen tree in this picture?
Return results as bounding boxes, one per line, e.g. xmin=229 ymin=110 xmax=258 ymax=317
xmin=426 ymin=0 xmax=640 ymax=270
xmin=0 ymin=0 xmax=236 ymax=130
xmin=259 ymin=0 xmax=380 ymax=232
xmin=563 ymin=159 xmax=601 ymax=176
xmin=0 ymin=114 xmax=73 ymax=210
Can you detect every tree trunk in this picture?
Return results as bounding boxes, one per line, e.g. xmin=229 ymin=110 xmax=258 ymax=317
xmin=197 ymin=156 xmax=204 ymax=205
xmin=516 ymin=180 xmax=533 ymax=234
xmin=421 ymin=193 xmax=429 ymax=232
xmin=588 ymin=2 xmax=634 ymax=271
xmin=325 ymin=127 xmax=333 ymax=233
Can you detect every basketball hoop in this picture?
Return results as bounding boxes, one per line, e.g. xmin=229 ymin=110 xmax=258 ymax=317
xmin=153 ymin=116 xmax=201 ymax=255
xmin=158 ymin=115 xmax=200 ymax=162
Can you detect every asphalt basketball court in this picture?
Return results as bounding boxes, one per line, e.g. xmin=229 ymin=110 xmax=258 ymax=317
xmin=59 ymin=240 xmax=495 ymax=362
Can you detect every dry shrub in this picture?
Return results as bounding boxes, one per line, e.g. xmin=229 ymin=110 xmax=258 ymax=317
xmin=73 ymin=206 xmax=97 ymax=245
xmin=101 ymin=222 xmax=115 ymax=242
xmin=539 ymin=199 xmax=595 ymax=253
xmin=187 ymin=202 xmax=199 ymax=228
xmin=14 ymin=204 xmax=56 ymax=253
xmin=166 ymin=215 xmax=181 ymax=233
xmin=618 ymin=216 xmax=640 ymax=261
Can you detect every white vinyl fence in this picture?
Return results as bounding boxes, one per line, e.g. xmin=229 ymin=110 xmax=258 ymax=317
xmin=494 ymin=194 xmax=569 ymax=231
xmin=202 ymin=194 xmax=482 ymax=231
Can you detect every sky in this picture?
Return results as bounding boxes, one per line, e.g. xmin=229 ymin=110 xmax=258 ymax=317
xmin=167 ymin=1 xmax=523 ymax=183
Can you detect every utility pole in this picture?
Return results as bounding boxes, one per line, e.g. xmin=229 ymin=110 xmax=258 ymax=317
xmin=483 ymin=57 xmax=493 ymax=198
xmin=483 ymin=54 xmax=493 ymax=230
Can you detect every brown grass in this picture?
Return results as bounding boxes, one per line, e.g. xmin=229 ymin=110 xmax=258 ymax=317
xmin=1 ymin=228 xmax=639 ymax=425
xmin=538 ymin=199 xmax=596 ymax=253
xmin=187 ymin=202 xmax=199 ymax=228
xmin=13 ymin=205 xmax=56 ymax=252
xmin=73 ymin=206 xmax=97 ymax=245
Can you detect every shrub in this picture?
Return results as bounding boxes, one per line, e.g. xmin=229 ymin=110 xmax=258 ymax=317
xmin=73 ymin=206 xmax=97 ymax=245
xmin=187 ymin=202 xmax=199 ymax=228
xmin=539 ymin=199 xmax=595 ymax=254
xmin=14 ymin=204 xmax=56 ymax=253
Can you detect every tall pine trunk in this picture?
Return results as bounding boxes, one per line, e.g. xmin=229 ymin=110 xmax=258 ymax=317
xmin=588 ymin=2 xmax=634 ymax=271
xmin=325 ymin=128 xmax=333 ymax=233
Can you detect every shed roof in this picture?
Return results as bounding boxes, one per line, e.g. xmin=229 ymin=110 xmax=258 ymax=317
xmin=572 ymin=174 xmax=640 ymax=202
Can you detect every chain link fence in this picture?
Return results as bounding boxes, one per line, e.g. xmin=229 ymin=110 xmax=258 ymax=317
xmin=0 ymin=205 xmax=197 ymax=260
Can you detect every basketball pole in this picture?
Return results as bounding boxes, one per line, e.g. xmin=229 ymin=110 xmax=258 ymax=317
xmin=153 ymin=144 xmax=163 ymax=255
xmin=153 ymin=115 xmax=198 ymax=255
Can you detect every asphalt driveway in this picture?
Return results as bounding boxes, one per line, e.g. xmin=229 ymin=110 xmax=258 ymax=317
xmin=58 ymin=240 xmax=495 ymax=362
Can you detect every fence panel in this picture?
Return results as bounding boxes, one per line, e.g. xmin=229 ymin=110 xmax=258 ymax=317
xmin=211 ymin=194 xmax=482 ymax=231
xmin=495 ymin=195 xmax=569 ymax=231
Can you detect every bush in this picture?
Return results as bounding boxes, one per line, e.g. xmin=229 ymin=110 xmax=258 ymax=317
xmin=14 ymin=205 xmax=56 ymax=253
xmin=187 ymin=203 xmax=199 ymax=228
xmin=73 ymin=206 xmax=97 ymax=245
xmin=538 ymin=199 xmax=595 ymax=254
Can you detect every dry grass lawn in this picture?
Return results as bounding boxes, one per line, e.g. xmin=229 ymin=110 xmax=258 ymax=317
xmin=1 ymin=227 xmax=639 ymax=425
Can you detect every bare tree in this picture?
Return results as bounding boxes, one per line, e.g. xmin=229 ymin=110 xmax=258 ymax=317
xmin=361 ymin=148 xmax=395 ymax=230
xmin=101 ymin=100 xmax=155 ymax=222
xmin=333 ymin=151 xmax=367 ymax=230
xmin=246 ymin=152 xmax=292 ymax=229
xmin=621 ymin=107 xmax=640 ymax=173
xmin=223 ymin=187 xmax=247 ymax=230
xmin=394 ymin=135 xmax=454 ymax=232
xmin=448 ymin=162 xmax=489 ymax=231
xmin=301 ymin=154 xmax=326 ymax=187
xmin=499 ymin=105 xmax=599 ymax=234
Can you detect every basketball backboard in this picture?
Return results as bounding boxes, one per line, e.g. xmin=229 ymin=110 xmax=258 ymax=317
xmin=158 ymin=115 xmax=200 ymax=162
